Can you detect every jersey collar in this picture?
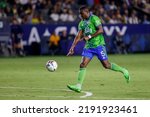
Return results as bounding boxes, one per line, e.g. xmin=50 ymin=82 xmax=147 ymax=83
xmin=84 ymin=14 xmax=92 ymax=21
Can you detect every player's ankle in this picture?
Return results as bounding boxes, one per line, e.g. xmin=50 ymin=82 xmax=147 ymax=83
xmin=76 ymin=83 xmax=82 ymax=89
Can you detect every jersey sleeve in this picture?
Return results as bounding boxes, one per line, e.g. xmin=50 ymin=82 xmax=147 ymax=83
xmin=78 ymin=21 xmax=84 ymax=31
xmin=92 ymin=15 xmax=102 ymax=27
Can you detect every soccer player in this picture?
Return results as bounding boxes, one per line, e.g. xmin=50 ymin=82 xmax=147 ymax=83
xmin=67 ymin=6 xmax=130 ymax=93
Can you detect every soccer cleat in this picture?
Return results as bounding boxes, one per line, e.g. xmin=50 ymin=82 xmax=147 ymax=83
xmin=123 ymin=68 xmax=130 ymax=83
xmin=67 ymin=85 xmax=81 ymax=93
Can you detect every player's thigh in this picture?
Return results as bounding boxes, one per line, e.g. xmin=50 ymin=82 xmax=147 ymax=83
xmin=96 ymin=46 xmax=111 ymax=68
xmin=81 ymin=48 xmax=93 ymax=67
xmin=96 ymin=45 xmax=108 ymax=61
xmin=82 ymin=48 xmax=94 ymax=60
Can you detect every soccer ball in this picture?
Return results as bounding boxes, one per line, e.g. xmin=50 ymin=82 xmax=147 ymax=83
xmin=46 ymin=60 xmax=58 ymax=72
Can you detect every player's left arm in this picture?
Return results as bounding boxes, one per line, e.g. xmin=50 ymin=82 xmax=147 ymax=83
xmin=84 ymin=25 xmax=103 ymax=40
xmin=84 ymin=16 xmax=104 ymax=41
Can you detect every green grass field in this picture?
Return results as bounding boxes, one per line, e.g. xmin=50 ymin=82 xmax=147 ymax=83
xmin=0 ymin=54 xmax=150 ymax=100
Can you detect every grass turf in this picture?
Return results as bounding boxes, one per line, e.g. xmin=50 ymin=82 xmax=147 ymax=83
xmin=0 ymin=54 xmax=150 ymax=100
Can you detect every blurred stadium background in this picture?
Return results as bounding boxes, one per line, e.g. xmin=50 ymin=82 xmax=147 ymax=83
xmin=0 ymin=0 xmax=150 ymax=56
xmin=0 ymin=0 xmax=150 ymax=99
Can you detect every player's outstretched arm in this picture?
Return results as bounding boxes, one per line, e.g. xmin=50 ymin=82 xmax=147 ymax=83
xmin=67 ymin=30 xmax=83 ymax=56
xmin=84 ymin=25 xmax=104 ymax=41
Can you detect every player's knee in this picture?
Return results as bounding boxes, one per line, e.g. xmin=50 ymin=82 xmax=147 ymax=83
xmin=80 ymin=62 xmax=87 ymax=68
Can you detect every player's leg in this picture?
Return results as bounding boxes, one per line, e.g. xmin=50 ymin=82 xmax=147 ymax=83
xmin=101 ymin=60 xmax=130 ymax=83
xmin=78 ymin=56 xmax=91 ymax=86
xmin=67 ymin=57 xmax=91 ymax=92
xmin=67 ymin=49 xmax=93 ymax=92
xmin=97 ymin=45 xmax=130 ymax=83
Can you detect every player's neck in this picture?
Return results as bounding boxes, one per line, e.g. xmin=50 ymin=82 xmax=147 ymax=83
xmin=84 ymin=14 xmax=91 ymax=21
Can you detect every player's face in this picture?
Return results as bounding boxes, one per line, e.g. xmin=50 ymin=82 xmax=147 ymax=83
xmin=79 ymin=9 xmax=89 ymax=19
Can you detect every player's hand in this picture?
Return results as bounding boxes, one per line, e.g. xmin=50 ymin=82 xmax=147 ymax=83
xmin=67 ymin=47 xmax=74 ymax=56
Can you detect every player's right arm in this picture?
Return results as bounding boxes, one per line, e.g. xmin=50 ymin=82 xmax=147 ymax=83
xmin=67 ymin=30 xmax=83 ymax=56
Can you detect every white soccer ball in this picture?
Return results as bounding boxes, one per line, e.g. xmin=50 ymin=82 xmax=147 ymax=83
xmin=46 ymin=60 xmax=58 ymax=72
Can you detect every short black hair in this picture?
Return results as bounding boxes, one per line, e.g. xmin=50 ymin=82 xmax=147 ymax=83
xmin=79 ymin=6 xmax=89 ymax=12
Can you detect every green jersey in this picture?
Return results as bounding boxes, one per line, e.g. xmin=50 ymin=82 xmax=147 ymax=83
xmin=78 ymin=15 xmax=105 ymax=48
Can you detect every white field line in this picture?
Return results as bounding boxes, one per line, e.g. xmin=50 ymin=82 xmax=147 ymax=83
xmin=0 ymin=86 xmax=93 ymax=99
xmin=0 ymin=87 xmax=149 ymax=99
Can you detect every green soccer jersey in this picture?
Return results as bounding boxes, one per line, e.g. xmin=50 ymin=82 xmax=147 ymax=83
xmin=78 ymin=15 xmax=105 ymax=48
